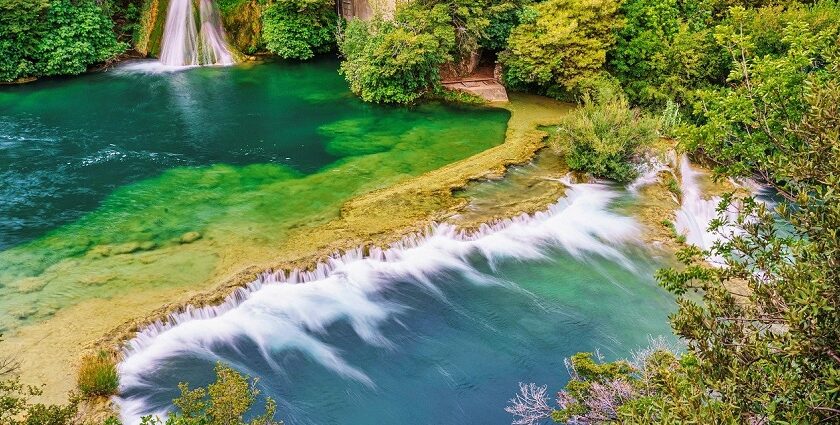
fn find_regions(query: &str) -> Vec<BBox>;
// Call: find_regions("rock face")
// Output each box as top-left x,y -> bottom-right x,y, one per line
338,0 -> 397,19
442,79 -> 510,103
442,61 -> 510,103
220,0 -> 263,54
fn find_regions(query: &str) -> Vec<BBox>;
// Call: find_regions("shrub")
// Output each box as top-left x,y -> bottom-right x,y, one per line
0,0 -> 125,82
77,351 -> 119,397
141,363 -> 284,425
261,0 -> 337,60
549,93 -> 658,183
0,377 -> 78,425
606,0 -> 732,107
479,1 -> 521,51
338,3 -> 455,104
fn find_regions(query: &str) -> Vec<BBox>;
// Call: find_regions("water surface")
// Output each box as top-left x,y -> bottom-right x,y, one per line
0,58 -> 509,332
117,184 -> 676,425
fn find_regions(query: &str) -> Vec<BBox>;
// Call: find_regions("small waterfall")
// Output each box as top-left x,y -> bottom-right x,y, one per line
673,155 -> 749,268
115,182 -> 644,424
160,0 -> 234,66
674,155 -> 720,251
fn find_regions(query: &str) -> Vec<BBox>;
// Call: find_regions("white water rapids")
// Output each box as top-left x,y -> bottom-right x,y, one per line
115,181 -> 645,423
674,155 -> 721,251
159,0 -> 235,66
673,155 -> 752,267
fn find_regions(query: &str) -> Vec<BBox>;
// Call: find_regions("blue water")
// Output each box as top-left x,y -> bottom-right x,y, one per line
119,207 -> 675,425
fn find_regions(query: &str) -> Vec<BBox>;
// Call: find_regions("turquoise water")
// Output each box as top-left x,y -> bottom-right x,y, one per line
1,57 -> 676,425
117,184 -> 677,424
0,58 -> 509,333
0,58 -> 507,250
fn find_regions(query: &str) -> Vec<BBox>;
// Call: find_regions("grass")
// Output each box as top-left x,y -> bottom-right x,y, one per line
77,351 -> 119,397
665,174 -> 682,201
661,219 -> 687,244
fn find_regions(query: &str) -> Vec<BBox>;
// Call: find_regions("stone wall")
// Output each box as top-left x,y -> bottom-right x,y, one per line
338,0 -> 398,20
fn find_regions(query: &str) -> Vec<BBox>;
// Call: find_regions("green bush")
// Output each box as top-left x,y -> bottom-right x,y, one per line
0,0 -> 125,82
500,0 -> 620,99
607,0 -> 730,106
141,363 -> 284,425
76,351 -> 119,397
261,0 -> 337,60
0,377 -> 78,425
338,4 -> 455,104
480,0 -> 528,52
549,93 -> 658,183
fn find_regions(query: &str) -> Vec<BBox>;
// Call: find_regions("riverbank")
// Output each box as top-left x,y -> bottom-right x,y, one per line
3,92 -> 571,412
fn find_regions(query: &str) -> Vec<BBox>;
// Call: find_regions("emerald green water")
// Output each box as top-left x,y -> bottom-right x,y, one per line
0,58 -> 509,333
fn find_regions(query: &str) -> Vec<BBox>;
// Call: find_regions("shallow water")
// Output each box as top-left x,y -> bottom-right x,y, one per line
0,58 -> 509,332
117,183 -> 676,425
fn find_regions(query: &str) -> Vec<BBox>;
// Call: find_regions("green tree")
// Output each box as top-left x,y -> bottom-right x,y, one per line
681,4 -> 840,192
0,0 -> 125,82
34,0 -> 125,76
261,0 -> 337,60
652,12 -> 840,420
510,3 -> 840,423
499,0 -> 620,99
0,0 -> 49,81
608,0 -> 730,106
338,3 -> 455,104
480,0 -> 529,52
141,363 -> 283,425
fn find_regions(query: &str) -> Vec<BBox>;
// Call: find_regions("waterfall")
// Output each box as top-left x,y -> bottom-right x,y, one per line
674,155 -> 720,251
114,182 -> 644,424
673,155 -> 749,268
160,0 -> 234,66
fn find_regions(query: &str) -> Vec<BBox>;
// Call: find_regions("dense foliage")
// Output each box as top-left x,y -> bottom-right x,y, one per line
338,3 -> 455,104
549,93 -> 658,183
681,3 -> 840,185
608,0 -> 729,106
0,0 -> 125,82
261,0 -> 337,60
509,1 -> 840,424
499,0 -> 620,99
651,6 -> 840,420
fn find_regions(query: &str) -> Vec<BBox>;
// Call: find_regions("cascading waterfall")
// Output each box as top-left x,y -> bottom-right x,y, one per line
160,0 -> 234,66
674,155 -> 720,251
114,181 -> 648,424
673,155 -> 751,267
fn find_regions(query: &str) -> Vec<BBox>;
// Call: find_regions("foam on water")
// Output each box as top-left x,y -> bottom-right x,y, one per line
113,60 -> 201,74
115,182 -> 643,423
